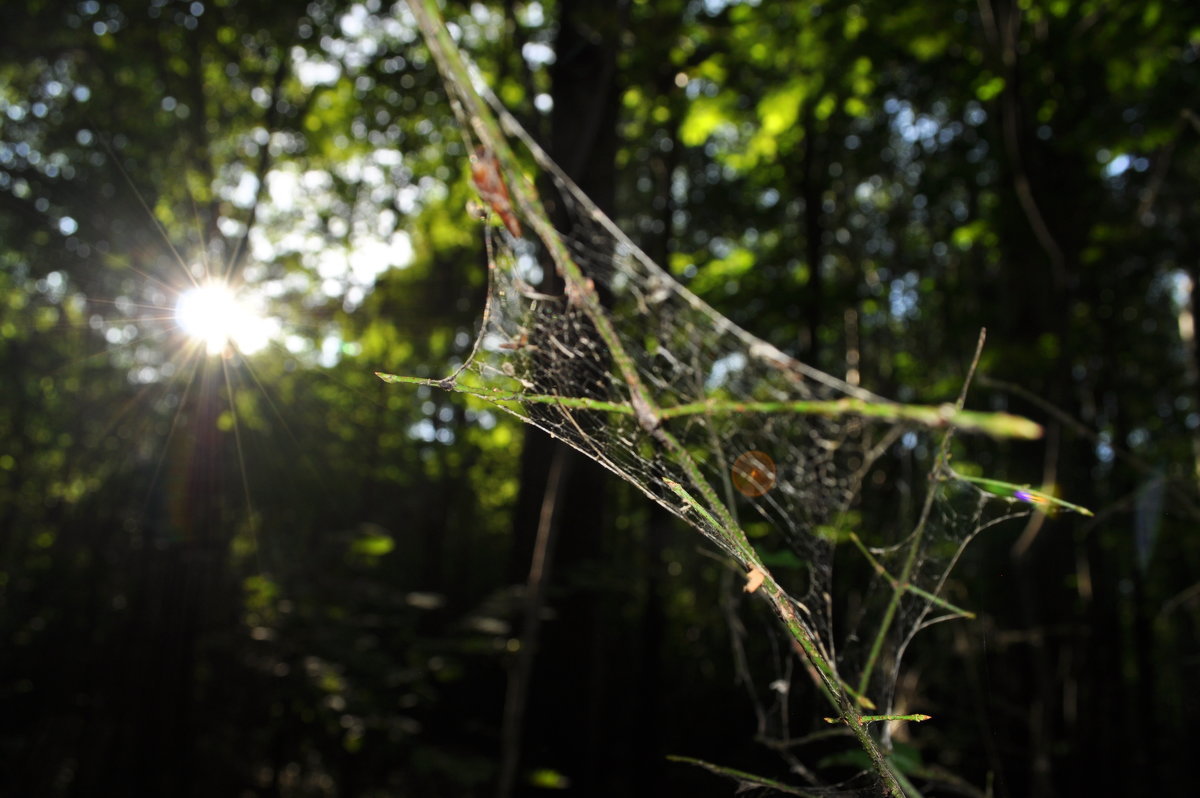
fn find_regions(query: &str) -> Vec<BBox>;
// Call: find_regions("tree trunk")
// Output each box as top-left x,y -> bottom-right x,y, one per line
503,1 -> 623,794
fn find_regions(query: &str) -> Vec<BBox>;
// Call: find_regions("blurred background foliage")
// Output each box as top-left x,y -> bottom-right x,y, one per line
1,0 -> 1198,796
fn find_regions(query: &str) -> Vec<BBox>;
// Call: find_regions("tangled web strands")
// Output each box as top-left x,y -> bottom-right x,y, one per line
396,59 -> 1043,708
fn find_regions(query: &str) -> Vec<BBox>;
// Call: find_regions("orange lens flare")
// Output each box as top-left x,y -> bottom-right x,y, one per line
731,450 -> 777,498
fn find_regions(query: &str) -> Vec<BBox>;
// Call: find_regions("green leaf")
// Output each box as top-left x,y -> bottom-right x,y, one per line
528,769 -> 570,789
976,75 -> 1006,101
909,32 -> 951,60
351,528 -> 396,557
680,95 -> 731,147
758,79 -> 807,136
954,473 -> 1094,516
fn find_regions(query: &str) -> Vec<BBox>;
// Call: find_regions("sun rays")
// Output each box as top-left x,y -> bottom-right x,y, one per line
175,279 -> 277,357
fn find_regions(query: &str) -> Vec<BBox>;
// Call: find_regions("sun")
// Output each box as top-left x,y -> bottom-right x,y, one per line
176,281 -> 274,356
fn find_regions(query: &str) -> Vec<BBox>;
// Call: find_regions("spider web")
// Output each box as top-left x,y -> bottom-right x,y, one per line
396,96 -> 1036,712
382,21 -> 1062,784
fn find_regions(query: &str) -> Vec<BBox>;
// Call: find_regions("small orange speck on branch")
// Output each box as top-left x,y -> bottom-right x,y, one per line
469,147 -> 522,238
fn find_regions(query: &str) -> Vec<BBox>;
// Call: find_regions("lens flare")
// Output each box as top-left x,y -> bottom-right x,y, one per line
732,450 -> 777,498
176,281 -> 273,356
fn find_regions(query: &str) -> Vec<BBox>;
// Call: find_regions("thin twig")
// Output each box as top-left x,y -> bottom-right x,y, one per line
856,329 -> 988,695
496,447 -> 569,798
376,373 -> 1043,439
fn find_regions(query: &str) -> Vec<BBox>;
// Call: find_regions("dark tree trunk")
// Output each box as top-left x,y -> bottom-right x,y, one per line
505,1 -> 624,795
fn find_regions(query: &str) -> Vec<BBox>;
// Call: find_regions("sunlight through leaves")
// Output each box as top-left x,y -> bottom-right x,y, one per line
175,281 -> 276,356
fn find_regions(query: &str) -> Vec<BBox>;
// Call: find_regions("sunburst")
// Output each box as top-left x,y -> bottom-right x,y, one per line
175,279 -> 276,356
